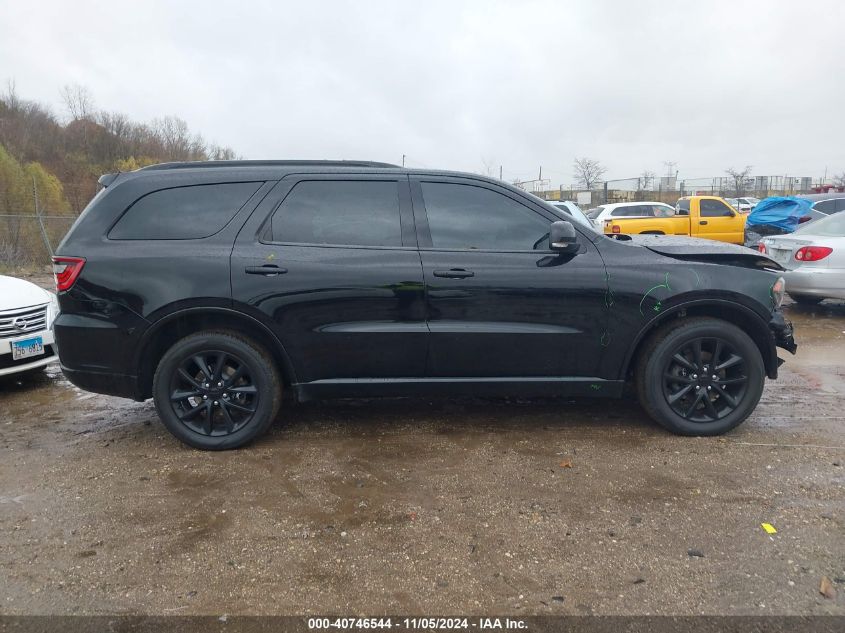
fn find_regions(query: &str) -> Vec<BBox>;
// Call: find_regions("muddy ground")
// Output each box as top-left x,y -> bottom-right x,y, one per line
0,294 -> 843,616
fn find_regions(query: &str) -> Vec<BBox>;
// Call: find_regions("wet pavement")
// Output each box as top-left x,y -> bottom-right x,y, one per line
0,300 -> 843,616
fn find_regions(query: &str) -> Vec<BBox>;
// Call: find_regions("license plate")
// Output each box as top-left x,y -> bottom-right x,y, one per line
769,248 -> 792,266
11,336 -> 44,361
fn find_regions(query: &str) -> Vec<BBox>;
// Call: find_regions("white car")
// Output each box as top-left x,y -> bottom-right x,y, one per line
0,275 -> 60,378
547,200 -> 594,229
759,212 -> 845,304
728,197 -> 760,213
585,201 -> 677,228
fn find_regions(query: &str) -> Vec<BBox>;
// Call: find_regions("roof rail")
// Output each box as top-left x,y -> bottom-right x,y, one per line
139,160 -> 400,171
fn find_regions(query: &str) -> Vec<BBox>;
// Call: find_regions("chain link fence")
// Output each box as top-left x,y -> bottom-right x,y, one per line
535,174 -> 829,208
1,214 -> 77,272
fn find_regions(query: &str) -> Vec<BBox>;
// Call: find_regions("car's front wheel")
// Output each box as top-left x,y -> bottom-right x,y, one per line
636,318 -> 765,436
152,330 -> 282,450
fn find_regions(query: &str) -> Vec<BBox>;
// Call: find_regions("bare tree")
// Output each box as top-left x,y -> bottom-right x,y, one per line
639,170 -> 656,191
833,172 -> 845,188
60,84 -> 95,121
573,157 -> 606,189
725,165 -> 753,195
480,156 -> 497,178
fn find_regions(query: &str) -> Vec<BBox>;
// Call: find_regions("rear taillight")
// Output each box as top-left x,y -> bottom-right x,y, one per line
611,225 -> 620,234
758,243 -> 767,254
52,256 -> 86,292
794,246 -> 832,262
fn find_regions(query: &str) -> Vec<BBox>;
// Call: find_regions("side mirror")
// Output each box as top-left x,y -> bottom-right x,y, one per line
549,220 -> 579,254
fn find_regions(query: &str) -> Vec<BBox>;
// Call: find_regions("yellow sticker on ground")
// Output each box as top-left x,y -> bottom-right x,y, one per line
761,523 -> 777,534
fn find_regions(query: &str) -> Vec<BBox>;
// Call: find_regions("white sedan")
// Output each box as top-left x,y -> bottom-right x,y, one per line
759,212 -> 845,304
0,275 -> 60,378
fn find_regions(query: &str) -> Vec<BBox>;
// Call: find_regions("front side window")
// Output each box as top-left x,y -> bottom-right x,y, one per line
421,182 -> 552,251
268,180 -> 402,246
110,182 -> 262,240
699,199 -> 734,217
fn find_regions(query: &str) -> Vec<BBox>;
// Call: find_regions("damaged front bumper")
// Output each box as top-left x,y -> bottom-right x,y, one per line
769,309 -> 797,355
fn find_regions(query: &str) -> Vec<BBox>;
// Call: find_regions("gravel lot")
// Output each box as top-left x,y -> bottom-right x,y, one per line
1,293 -> 843,616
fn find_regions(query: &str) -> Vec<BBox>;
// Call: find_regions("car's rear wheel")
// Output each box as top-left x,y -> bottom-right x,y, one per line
789,294 -> 824,305
152,330 -> 282,450
636,318 -> 765,435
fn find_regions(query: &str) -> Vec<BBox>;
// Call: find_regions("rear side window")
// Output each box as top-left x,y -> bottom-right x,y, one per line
654,204 -> 675,218
267,180 -> 402,247
110,182 -> 261,240
613,205 -> 653,217
813,199 -> 837,214
699,199 -> 735,217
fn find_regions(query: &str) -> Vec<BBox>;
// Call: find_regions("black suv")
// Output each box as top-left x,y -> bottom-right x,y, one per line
53,161 -> 796,449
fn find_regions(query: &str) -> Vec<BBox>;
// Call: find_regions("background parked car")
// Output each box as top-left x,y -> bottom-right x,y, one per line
796,193 -> 845,216
743,197 -> 824,249
759,211 -> 845,304
0,275 -> 59,379
727,197 -> 760,213
586,201 -> 676,227
547,200 -> 593,229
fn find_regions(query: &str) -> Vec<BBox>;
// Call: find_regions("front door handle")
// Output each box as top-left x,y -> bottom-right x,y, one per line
433,268 -> 475,279
699,220 -> 708,225
245,264 -> 288,276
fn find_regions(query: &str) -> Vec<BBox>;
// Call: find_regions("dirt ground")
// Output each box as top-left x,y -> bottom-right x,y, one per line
0,294 -> 843,616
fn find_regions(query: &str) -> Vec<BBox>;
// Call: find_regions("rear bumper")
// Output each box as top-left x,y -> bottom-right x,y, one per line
60,364 -> 143,400
784,267 -> 845,300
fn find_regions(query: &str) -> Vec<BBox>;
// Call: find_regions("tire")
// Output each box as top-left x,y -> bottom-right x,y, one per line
635,317 -> 765,436
152,330 -> 282,450
789,294 -> 824,305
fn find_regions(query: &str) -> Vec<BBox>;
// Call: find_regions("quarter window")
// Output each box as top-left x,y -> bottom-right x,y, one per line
268,180 -> 402,246
699,199 -> 734,217
110,182 -> 262,240
813,200 -> 837,214
421,182 -> 552,251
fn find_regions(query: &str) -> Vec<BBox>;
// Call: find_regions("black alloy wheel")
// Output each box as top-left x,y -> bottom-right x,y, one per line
662,337 -> 748,423
170,351 -> 259,436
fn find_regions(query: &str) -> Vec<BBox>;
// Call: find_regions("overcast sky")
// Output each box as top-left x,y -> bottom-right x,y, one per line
2,0 -> 843,187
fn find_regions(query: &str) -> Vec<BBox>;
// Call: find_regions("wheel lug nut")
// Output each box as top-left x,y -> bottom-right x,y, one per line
706,386 -> 711,391
692,374 -> 698,379
217,382 -> 223,387
695,385 -> 701,390
214,401 -> 219,406
712,375 -> 718,380
203,395 -> 208,400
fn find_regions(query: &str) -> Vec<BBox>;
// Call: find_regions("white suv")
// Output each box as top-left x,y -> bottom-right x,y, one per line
586,201 -> 676,228
0,275 -> 59,378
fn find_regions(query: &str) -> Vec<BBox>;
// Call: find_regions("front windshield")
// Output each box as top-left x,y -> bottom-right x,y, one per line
586,206 -> 605,219
793,211 -> 845,236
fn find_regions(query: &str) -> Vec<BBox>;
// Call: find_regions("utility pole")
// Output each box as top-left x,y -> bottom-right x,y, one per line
402,154 -> 406,167
499,165 -> 502,180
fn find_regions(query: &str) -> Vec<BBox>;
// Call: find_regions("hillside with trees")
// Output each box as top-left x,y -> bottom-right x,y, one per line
0,83 -> 236,268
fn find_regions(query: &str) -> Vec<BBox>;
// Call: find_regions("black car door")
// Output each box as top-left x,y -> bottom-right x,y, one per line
231,174 -> 427,389
411,176 -> 608,380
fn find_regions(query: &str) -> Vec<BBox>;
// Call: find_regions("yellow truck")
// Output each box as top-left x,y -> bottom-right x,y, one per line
602,196 -> 746,244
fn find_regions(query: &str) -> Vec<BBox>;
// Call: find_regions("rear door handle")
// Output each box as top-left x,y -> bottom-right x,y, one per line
433,268 -> 474,279
699,220 -> 708,225
245,264 -> 288,276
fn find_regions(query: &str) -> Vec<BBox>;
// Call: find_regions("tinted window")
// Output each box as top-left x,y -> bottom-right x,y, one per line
699,199 -> 734,217
676,199 -> 690,215
421,182 -> 551,251
814,199 -> 837,214
836,199 -> 845,213
269,180 -> 401,246
110,182 -> 261,240
614,205 -> 654,217
793,211 -> 845,236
